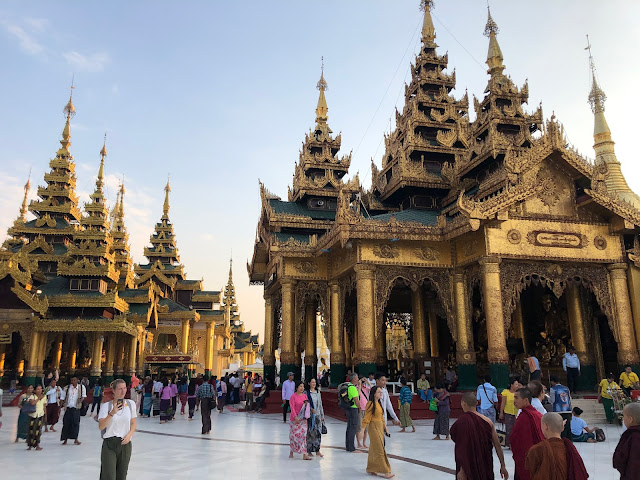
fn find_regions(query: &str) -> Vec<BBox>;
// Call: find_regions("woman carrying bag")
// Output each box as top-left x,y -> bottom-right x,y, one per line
305,378 -> 325,457
289,381 -> 312,460
98,379 -> 136,480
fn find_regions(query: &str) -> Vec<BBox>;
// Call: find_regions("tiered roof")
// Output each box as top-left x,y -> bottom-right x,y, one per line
111,182 -> 135,289
58,141 -> 120,287
134,180 -> 185,293
222,258 -> 238,315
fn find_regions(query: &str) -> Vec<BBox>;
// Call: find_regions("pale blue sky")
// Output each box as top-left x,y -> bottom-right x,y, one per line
1,1 -> 639,338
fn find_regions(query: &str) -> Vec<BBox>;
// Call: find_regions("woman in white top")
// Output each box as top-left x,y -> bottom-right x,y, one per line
98,379 -> 137,480
528,380 -> 547,415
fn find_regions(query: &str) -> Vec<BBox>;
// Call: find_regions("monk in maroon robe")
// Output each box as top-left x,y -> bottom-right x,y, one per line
613,403 -> 640,480
526,412 -> 589,480
450,392 -> 509,479
510,387 -> 544,480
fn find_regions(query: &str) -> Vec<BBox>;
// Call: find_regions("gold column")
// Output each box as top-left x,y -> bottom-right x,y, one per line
375,325 -> 386,366
127,334 -> 137,376
52,333 -> 63,370
329,282 -> 345,365
608,263 -> 640,365
205,322 -> 214,373
427,292 -> 439,358
115,335 -> 125,375
90,335 -> 104,377
453,272 -> 475,364
627,263 -> 640,351
280,279 -> 297,366
304,302 -> 317,367
412,287 -> 428,366
37,332 -> 49,374
181,319 -> 190,354
26,330 -> 41,379
263,294 -> 275,367
0,344 -> 6,378
355,264 -> 376,367
512,300 -> 527,351
105,334 -> 116,378
17,341 -> 24,377
68,333 -> 78,374
565,284 -> 589,363
479,258 -> 509,364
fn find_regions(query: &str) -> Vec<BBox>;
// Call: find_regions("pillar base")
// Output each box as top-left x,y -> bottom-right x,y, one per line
102,374 -> 114,385
457,364 -> 478,391
23,375 -> 39,387
489,363 -> 510,390
330,363 -> 346,387
121,375 -> 132,386
358,362 -> 376,378
89,375 -> 101,386
280,363 -> 301,384
304,365 -> 317,383
204,369 -> 211,377
576,364 -> 597,391
263,364 -> 276,382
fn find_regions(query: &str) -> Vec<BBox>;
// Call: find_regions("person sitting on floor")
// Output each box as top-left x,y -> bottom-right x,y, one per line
570,407 -> 596,443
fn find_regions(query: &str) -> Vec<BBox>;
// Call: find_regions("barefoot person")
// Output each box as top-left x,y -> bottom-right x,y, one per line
398,377 -> 415,433
613,403 -> 640,479
432,383 -> 450,440
361,386 -> 395,478
525,412 -> 588,480
98,379 -> 137,480
451,392 -> 509,480
510,388 -> 544,480
289,381 -> 312,460
26,385 -> 47,451
60,376 -> 86,445
44,379 -> 62,433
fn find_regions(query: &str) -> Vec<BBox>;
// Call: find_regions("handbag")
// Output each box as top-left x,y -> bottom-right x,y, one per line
321,421 -> 327,435
496,422 -> 507,446
429,398 -> 438,412
22,399 -> 36,415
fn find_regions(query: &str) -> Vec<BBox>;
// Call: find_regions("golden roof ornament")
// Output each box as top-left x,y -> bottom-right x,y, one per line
484,5 -> 505,77
19,172 -> 31,222
163,177 -> 171,216
97,133 -> 107,189
315,57 -> 329,127
419,1 -> 437,46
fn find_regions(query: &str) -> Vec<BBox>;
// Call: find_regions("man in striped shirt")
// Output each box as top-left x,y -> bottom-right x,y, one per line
196,375 -> 214,434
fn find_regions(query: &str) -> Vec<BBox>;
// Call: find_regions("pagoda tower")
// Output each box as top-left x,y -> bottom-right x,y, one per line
58,140 -> 120,291
3,91 -> 82,276
222,258 -> 238,344
586,45 -> 640,209
134,179 -> 185,296
370,0 -> 470,211
288,62 -> 358,205
111,182 -> 134,289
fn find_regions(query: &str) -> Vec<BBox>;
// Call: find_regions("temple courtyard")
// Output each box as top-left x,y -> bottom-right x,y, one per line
0,406 -> 625,479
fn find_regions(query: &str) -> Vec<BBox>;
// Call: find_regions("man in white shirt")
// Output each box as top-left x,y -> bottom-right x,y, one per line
562,346 -> 581,394
374,372 -> 400,426
367,372 -> 376,388
45,379 -> 62,432
60,376 -> 86,445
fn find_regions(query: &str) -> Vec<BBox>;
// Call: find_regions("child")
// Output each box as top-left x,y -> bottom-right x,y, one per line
570,407 -> 596,443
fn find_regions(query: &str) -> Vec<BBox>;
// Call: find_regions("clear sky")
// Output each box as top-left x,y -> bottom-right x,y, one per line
1,1 -> 639,340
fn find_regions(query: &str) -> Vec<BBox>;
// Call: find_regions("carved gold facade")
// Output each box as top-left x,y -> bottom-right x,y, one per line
249,2 -> 640,389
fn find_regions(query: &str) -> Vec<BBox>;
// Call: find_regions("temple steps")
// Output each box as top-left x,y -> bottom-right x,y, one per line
570,397 -> 609,424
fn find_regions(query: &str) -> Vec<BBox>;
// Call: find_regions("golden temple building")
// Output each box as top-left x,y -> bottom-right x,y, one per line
0,91 -> 250,385
249,2 -> 640,389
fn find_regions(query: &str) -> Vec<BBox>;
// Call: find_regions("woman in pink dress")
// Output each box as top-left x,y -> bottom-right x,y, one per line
289,381 -> 312,460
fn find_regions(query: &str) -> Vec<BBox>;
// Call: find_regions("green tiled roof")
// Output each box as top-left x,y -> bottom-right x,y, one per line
269,199 -> 336,220
118,289 -> 147,299
194,290 -> 220,296
128,303 -> 151,315
39,276 -> 70,295
24,218 -> 71,230
177,279 -> 200,285
371,209 -> 439,226
158,298 -> 189,312
197,310 -> 224,316
234,337 -> 249,350
274,232 -> 313,244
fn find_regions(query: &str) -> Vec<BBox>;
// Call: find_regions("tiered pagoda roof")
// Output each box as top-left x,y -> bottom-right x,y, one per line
134,180 -> 186,294
110,182 -> 135,289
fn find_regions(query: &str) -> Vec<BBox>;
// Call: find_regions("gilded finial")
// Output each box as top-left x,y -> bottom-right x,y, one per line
19,170 -> 31,221
420,1 -> 436,46
484,4 -> 504,77
64,76 -> 76,119
163,176 -> 171,216
96,134 -> 106,188
117,179 -> 125,217
586,35 -> 606,114
100,132 -> 108,157
59,80 -> 76,154
315,58 -> 329,126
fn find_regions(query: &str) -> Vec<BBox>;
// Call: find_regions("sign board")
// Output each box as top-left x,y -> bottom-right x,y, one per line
0,334 -> 12,344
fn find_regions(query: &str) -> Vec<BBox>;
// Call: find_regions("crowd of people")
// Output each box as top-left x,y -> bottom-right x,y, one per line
5,364 -> 640,479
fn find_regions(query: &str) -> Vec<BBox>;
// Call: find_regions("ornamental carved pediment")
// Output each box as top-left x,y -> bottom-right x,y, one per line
373,244 -> 399,259
293,261 -> 319,274
35,214 -> 56,228
414,246 -> 438,261
526,231 -> 588,249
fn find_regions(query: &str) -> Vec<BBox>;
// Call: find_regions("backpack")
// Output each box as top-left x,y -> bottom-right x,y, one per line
337,382 -> 354,409
594,427 -> 606,442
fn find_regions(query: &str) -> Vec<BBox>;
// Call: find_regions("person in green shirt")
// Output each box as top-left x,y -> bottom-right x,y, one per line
345,373 -> 360,452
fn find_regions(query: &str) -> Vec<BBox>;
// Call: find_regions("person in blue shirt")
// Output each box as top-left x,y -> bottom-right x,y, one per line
571,407 -> 596,443
562,346 -> 581,394
398,377 -> 415,433
549,375 -> 572,439
476,375 -> 498,424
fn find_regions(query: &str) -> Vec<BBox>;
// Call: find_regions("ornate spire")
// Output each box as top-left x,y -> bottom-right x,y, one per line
420,1 -> 436,47
97,134 -> 106,190
315,57 -> 329,128
163,177 -> 171,217
586,36 -> 609,139
59,82 -> 76,156
19,173 -> 31,222
484,5 -> 505,77
222,255 -> 238,315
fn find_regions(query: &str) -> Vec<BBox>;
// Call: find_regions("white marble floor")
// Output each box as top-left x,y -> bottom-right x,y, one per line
0,406 -> 624,479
